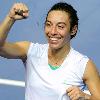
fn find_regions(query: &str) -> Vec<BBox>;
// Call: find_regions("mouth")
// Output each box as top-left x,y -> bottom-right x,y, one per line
48,36 -> 62,44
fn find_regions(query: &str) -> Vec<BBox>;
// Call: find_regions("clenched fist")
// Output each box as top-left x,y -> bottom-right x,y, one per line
66,86 -> 86,100
8,3 -> 29,20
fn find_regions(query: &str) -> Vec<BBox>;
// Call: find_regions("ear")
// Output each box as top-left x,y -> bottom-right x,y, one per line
71,25 -> 78,35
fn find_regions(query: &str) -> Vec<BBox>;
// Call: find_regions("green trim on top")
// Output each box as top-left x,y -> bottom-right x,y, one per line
48,64 -> 60,70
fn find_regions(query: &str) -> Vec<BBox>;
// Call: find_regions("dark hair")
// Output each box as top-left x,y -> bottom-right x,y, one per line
46,2 -> 79,39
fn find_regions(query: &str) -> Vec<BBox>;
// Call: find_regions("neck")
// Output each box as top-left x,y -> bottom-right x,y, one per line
48,43 -> 71,65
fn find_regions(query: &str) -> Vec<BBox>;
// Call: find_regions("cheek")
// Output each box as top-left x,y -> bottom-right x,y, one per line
44,26 -> 49,33
65,35 -> 71,42
63,32 -> 71,41
60,29 -> 71,38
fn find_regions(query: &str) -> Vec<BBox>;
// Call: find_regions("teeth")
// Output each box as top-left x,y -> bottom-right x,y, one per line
50,37 -> 58,41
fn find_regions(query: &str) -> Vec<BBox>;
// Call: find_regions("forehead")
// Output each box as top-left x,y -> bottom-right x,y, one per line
46,10 -> 70,24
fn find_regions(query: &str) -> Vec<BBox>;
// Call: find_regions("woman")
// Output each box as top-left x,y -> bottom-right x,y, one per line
0,2 -> 100,100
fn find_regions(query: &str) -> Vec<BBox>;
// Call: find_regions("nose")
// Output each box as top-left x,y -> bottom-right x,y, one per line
50,26 -> 57,35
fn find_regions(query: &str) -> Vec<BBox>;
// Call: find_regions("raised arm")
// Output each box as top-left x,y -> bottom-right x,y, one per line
0,3 -> 30,60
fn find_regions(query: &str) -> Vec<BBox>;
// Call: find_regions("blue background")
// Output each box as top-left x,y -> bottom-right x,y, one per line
0,0 -> 100,100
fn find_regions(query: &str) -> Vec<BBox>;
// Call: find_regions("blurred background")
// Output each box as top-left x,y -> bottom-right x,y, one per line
0,0 -> 100,100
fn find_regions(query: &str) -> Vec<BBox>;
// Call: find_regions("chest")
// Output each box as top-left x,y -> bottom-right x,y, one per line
27,55 -> 83,87
26,54 -> 85,99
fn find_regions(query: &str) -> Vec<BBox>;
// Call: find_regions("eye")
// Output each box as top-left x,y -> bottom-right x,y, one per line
45,22 -> 51,27
58,25 -> 65,29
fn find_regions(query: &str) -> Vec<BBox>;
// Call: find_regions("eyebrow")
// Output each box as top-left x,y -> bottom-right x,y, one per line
45,20 -> 67,25
45,20 -> 51,23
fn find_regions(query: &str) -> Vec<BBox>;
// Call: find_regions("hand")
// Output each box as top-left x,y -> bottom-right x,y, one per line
8,3 -> 29,20
66,86 -> 86,100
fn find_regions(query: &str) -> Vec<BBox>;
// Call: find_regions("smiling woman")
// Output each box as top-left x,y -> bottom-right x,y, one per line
45,11 -> 72,50
0,1 -> 100,100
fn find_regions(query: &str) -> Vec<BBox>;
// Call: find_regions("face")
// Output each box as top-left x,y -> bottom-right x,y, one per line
44,10 -> 72,50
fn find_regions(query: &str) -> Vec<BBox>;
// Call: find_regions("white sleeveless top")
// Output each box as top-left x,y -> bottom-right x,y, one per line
25,43 -> 89,100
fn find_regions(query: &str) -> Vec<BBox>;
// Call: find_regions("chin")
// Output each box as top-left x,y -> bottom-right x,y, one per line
49,43 -> 62,50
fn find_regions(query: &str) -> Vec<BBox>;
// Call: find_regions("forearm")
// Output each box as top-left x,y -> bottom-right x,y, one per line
84,93 -> 100,100
0,15 -> 15,47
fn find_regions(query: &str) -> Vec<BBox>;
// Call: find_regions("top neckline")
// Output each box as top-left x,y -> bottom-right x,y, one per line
46,45 -> 73,71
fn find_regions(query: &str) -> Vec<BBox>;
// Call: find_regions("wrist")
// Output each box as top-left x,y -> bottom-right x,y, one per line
84,94 -> 90,100
79,93 -> 90,100
7,14 -> 16,22
3,15 -> 16,27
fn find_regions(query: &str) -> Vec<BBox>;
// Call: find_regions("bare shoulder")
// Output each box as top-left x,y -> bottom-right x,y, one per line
83,59 -> 100,80
14,41 -> 31,52
14,41 -> 31,55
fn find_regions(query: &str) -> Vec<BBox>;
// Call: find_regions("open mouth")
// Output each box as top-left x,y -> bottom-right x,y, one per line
49,35 -> 61,39
48,36 -> 62,44
50,37 -> 61,40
